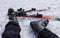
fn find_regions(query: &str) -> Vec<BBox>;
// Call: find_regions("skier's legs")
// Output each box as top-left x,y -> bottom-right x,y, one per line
30,19 -> 59,38
2,8 -> 21,38
2,21 -> 21,38
37,28 -> 59,38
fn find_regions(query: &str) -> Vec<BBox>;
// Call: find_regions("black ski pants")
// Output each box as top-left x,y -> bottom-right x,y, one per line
2,21 -> 21,38
2,21 -> 59,38
37,28 -> 59,38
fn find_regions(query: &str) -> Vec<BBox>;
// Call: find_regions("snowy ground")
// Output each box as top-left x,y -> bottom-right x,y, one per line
0,0 -> 60,38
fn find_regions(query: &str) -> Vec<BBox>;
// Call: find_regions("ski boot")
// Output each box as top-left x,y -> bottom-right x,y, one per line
30,19 -> 49,33
30,19 -> 59,38
8,8 -> 19,23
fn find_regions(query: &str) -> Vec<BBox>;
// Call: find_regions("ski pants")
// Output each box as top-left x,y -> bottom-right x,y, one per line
37,28 -> 59,38
2,21 -> 21,38
2,21 -> 59,38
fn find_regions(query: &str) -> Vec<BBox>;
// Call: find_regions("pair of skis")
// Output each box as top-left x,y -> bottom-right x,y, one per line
7,8 -> 60,21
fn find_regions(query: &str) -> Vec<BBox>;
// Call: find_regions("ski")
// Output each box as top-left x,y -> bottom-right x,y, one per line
17,15 -> 60,21
17,8 -> 50,13
8,8 -> 60,21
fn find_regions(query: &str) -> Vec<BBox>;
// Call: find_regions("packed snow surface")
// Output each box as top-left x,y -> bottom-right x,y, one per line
0,0 -> 60,38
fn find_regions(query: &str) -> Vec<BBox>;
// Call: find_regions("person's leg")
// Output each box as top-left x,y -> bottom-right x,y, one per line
2,21 -> 21,38
2,8 -> 21,38
38,28 -> 59,38
30,19 -> 59,38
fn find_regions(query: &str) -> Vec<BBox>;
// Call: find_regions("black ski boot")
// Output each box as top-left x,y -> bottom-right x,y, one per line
30,19 -> 59,38
8,8 -> 14,15
30,19 -> 49,38
30,19 -> 49,33
8,8 -> 18,22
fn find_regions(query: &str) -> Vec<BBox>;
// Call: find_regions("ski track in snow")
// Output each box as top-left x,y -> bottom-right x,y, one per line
0,0 -> 60,38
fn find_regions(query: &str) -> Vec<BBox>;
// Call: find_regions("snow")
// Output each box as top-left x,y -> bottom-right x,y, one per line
0,0 -> 60,38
